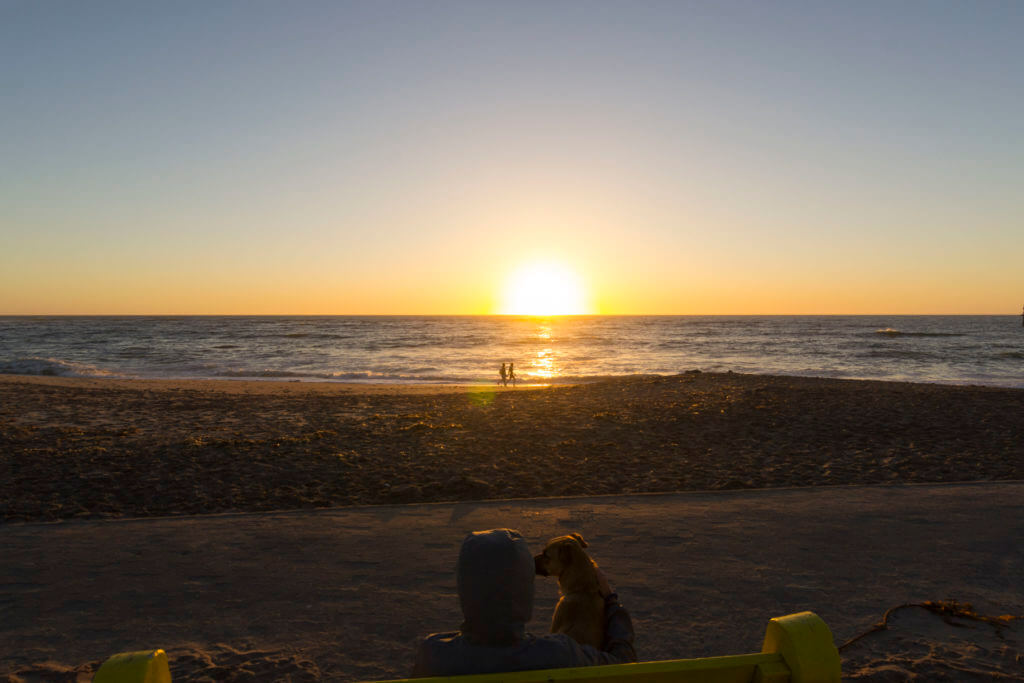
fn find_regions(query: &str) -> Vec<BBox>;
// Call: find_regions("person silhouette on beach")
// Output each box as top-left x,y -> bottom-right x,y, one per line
499,363 -> 508,387
508,362 -> 516,387
412,529 -> 636,677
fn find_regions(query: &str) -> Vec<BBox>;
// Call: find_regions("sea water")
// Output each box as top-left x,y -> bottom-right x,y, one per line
0,316 -> 1021,388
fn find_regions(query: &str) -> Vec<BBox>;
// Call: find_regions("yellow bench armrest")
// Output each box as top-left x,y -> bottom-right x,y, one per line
94,649 -> 171,683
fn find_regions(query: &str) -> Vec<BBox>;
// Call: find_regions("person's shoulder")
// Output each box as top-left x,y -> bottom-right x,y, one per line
522,633 -> 594,665
413,631 -> 466,677
420,631 -> 461,646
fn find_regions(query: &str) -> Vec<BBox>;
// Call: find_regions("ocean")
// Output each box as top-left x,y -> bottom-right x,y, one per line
0,316 -> 1021,388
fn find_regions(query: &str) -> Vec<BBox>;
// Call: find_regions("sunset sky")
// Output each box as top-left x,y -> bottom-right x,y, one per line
2,1 -> 1022,315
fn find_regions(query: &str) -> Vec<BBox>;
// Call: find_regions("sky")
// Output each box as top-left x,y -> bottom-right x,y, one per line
2,1 -> 1022,315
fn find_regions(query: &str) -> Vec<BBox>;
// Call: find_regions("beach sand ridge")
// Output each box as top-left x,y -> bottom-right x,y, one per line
2,372 -> 1022,522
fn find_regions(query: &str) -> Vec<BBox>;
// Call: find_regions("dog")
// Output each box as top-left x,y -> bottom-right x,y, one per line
534,533 -> 605,649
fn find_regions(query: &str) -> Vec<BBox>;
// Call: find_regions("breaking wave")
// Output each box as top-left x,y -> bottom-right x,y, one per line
0,356 -> 121,378
875,329 -> 964,338
209,368 -> 607,385
212,368 -> 478,383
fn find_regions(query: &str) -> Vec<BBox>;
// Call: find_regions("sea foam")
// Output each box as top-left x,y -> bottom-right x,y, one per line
0,356 -> 120,378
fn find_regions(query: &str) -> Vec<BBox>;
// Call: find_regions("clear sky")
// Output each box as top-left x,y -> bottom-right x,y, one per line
2,1 -> 1022,314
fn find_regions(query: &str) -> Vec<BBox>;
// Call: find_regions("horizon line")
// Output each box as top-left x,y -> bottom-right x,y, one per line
0,312 -> 1018,318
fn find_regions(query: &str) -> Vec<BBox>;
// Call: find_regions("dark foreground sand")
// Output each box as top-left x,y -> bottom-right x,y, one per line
2,372 -> 1023,521
1,483 -> 1022,681
1,373 -> 1023,680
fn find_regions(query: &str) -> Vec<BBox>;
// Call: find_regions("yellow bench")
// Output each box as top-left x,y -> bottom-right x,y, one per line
95,611 -> 840,683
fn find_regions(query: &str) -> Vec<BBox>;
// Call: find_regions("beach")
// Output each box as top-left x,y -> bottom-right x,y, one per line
2,373 -> 1023,680
2,372 -> 1023,522
2,484 -> 1022,681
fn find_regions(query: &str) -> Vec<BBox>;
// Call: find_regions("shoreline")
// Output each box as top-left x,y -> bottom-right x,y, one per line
0,373 -> 557,395
2,371 -> 1023,523
3,368 -> 1023,391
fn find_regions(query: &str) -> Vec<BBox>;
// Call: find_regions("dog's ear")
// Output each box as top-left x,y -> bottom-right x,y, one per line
558,542 -> 574,567
569,533 -> 588,548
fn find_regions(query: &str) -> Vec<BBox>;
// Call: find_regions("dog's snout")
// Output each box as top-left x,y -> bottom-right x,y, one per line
534,554 -> 548,576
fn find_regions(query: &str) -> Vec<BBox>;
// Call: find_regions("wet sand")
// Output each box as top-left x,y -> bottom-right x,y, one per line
2,372 -> 1023,522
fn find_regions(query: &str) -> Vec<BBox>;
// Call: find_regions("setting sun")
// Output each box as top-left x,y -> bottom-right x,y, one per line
500,262 -> 590,315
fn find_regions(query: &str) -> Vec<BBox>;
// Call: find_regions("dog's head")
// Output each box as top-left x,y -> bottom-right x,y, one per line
534,533 -> 589,578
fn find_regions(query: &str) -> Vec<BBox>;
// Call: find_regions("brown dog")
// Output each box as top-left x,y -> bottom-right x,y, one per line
534,533 -> 605,649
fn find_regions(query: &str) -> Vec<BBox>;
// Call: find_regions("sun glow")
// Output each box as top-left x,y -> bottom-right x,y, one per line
500,262 -> 589,315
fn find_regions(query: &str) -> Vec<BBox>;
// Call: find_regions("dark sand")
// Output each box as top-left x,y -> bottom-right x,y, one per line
1,484 -> 1021,681
2,373 -> 1023,681
2,373 -> 1023,522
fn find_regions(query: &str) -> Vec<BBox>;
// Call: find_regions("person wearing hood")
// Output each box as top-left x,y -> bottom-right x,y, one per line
412,528 -> 637,677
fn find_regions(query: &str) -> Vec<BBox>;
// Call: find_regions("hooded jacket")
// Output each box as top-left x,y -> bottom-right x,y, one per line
412,529 -> 636,677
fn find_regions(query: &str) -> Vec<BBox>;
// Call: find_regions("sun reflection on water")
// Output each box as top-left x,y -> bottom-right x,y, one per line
534,348 -> 556,379
527,320 -> 558,380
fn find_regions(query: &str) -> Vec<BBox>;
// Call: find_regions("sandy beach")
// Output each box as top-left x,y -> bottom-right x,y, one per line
1,483 -> 1022,681
2,372 -> 1023,522
2,373 -> 1023,681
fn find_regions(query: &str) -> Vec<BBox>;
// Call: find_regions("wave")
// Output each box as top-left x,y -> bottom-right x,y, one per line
212,368 -> 479,383
655,338 -> 729,350
203,332 -> 354,342
279,332 -> 354,339
214,369 -> 341,379
0,356 -> 121,378
865,348 -> 940,361
208,368 -> 625,385
114,346 -> 152,358
281,333 -> 355,340
362,338 -> 495,351
875,329 -> 964,338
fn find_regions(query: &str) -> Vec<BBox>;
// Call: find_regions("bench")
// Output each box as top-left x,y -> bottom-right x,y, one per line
94,610 -> 841,683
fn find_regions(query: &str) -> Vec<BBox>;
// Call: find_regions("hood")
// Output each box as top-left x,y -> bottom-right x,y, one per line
457,528 -> 535,645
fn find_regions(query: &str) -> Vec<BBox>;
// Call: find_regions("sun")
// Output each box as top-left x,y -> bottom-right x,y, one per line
500,261 -> 589,315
